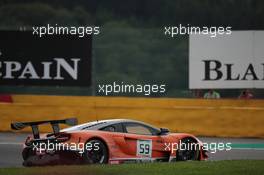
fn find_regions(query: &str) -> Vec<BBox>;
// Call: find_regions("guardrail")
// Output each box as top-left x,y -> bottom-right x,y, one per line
1,95 -> 263,138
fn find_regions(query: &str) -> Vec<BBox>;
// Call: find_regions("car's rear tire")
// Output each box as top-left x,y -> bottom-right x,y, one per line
176,137 -> 200,161
22,147 -> 36,166
83,139 -> 108,164
22,147 -> 35,160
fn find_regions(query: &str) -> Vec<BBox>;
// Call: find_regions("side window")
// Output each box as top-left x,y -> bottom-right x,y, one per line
101,125 -> 116,132
100,124 -> 123,133
124,123 -> 153,135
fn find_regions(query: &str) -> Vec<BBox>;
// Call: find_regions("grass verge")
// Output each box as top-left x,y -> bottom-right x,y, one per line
0,160 -> 264,175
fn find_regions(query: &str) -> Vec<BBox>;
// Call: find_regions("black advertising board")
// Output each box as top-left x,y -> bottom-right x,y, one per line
0,31 -> 92,86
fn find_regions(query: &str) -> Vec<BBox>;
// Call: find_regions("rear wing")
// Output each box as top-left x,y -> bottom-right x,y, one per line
11,118 -> 78,139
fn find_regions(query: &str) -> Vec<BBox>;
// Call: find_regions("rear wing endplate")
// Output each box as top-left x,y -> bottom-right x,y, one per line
11,118 -> 78,139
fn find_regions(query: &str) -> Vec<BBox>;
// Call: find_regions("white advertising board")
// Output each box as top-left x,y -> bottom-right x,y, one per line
189,31 -> 264,89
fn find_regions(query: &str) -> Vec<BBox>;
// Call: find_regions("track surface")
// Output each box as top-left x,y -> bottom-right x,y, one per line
0,133 -> 263,168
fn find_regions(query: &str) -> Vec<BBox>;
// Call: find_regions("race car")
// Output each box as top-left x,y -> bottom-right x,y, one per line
11,118 -> 208,166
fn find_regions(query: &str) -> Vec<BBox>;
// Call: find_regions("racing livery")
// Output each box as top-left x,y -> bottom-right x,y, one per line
11,118 -> 208,166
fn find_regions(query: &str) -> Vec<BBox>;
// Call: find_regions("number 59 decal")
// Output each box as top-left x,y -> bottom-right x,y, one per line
137,140 -> 152,157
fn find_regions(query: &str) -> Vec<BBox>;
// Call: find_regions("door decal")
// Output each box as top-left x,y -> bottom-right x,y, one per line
137,139 -> 152,157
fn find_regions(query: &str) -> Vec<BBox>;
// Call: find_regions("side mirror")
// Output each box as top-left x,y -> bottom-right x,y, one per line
159,128 -> 170,135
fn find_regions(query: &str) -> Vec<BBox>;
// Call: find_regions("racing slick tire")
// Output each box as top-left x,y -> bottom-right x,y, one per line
83,139 -> 108,164
22,147 -> 35,161
176,137 -> 200,161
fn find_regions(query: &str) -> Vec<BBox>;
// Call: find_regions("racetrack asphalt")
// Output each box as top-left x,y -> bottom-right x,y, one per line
0,133 -> 263,168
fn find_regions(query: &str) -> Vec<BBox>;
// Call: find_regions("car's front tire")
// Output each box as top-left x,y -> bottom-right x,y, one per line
176,137 -> 200,161
83,139 -> 108,164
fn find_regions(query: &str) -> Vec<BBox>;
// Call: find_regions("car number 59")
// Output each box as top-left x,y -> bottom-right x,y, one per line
137,140 -> 152,157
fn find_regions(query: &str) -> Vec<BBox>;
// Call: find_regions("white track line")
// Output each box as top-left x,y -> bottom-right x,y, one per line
0,142 -> 22,145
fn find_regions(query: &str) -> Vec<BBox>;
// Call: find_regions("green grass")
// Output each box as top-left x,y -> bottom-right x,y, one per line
0,160 -> 263,175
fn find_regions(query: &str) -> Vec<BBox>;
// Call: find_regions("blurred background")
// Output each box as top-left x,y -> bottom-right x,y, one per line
0,0 -> 264,98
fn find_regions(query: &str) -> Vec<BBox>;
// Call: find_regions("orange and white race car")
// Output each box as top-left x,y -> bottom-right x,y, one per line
11,118 -> 208,166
